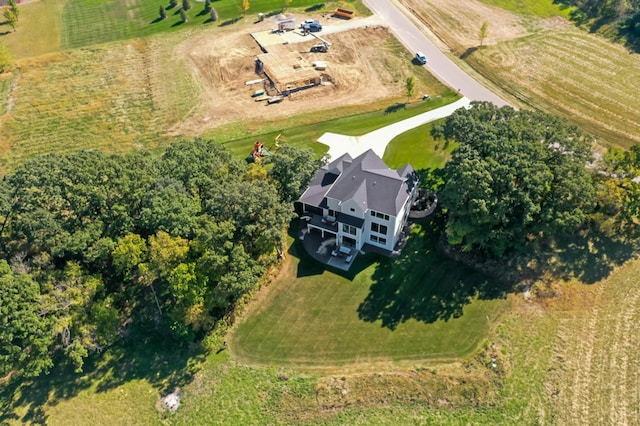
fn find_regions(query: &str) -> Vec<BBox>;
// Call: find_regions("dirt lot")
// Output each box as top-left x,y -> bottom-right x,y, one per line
171,15 -> 417,135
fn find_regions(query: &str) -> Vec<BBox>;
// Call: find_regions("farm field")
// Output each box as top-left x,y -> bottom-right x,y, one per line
0,14 -> 451,171
470,29 -> 640,148
402,0 -> 640,148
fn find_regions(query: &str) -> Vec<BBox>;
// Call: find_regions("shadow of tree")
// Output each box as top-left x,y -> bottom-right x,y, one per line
358,223 -> 510,330
0,331 -> 207,424
219,17 -> 241,26
533,228 -> 638,284
459,46 -> 478,60
305,3 -> 324,12
384,103 -> 406,114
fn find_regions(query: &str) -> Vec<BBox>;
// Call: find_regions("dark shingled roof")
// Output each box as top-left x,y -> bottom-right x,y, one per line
299,149 -> 417,216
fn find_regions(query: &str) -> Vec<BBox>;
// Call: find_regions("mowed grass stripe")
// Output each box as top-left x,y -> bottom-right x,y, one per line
538,80 -> 640,141
0,33 -> 201,171
60,0 -> 330,50
543,260 -> 640,425
475,29 -> 640,147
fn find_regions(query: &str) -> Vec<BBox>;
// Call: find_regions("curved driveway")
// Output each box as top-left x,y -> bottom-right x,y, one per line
317,0 -> 509,159
363,0 -> 508,106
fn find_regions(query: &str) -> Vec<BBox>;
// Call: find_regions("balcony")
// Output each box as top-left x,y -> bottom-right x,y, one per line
302,213 -> 338,233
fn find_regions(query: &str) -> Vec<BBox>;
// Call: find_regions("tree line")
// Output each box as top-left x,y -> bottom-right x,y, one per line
432,102 -> 640,259
557,0 -> 640,45
0,139 -> 321,378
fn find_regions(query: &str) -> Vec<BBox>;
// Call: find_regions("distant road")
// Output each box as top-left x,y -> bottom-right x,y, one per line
362,0 -> 509,106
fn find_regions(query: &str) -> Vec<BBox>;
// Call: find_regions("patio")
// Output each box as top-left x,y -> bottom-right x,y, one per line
299,221 -> 357,271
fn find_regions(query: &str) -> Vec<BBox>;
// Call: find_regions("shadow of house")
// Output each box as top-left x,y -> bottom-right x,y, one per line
358,225 -> 510,330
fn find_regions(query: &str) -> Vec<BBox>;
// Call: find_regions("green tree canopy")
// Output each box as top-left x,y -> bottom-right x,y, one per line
268,146 -> 326,203
435,102 -> 596,257
0,138 -> 298,375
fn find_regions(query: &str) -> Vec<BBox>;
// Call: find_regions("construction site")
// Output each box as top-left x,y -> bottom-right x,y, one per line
249,18 -> 334,102
171,13 -> 442,136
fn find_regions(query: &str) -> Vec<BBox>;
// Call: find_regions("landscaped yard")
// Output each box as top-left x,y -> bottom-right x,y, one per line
231,224 -> 512,367
382,120 -> 456,170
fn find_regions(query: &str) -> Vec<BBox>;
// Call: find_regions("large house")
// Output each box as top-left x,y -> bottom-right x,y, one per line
297,149 -> 418,255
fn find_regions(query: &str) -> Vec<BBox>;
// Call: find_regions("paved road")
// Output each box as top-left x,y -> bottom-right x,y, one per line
363,0 -> 508,106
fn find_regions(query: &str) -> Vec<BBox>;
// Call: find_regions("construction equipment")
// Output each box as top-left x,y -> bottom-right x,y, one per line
311,44 -> 328,53
309,33 -> 331,53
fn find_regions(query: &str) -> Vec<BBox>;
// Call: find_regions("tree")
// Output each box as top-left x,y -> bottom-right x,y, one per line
478,21 -> 489,47
210,7 -> 218,22
7,0 -> 19,21
182,0 -> 191,11
0,42 -> 13,73
203,0 -> 211,13
3,8 -> 17,32
139,178 -> 200,237
269,146 -> 326,203
159,5 -> 167,20
405,76 -> 415,100
242,0 -> 250,16
179,8 -> 187,23
169,0 -> 178,8
0,261 -> 53,377
436,102 -> 596,257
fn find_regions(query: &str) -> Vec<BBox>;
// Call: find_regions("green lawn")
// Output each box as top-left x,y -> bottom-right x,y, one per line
383,119 -> 457,170
231,224 -> 512,367
220,90 -> 459,160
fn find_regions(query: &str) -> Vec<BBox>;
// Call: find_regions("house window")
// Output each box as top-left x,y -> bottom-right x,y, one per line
342,224 -> 357,235
370,210 -> 390,221
370,222 -> 388,235
350,207 -> 355,212
328,209 -> 337,218
370,235 -> 387,245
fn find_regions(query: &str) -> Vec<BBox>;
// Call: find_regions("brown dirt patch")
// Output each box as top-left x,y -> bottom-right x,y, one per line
171,20 -> 407,136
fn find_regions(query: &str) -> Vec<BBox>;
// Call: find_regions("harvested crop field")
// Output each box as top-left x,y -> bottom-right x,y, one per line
541,258 -> 640,425
471,30 -> 640,147
402,0 -> 640,148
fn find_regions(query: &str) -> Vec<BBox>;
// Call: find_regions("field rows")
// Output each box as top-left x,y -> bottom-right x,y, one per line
0,34 -> 200,171
474,29 -> 640,147
543,261 -> 640,425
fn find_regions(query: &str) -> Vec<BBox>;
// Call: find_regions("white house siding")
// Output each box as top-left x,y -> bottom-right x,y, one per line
365,210 -> 395,251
